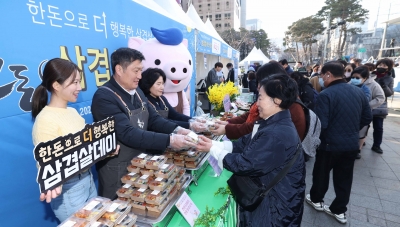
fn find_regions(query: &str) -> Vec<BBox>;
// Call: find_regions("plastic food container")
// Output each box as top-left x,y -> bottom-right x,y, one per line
130,188 -> 151,202
175,168 -> 185,182
73,197 -> 110,222
91,218 -> 114,227
121,172 -> 140,185
58,217 -> 91,227
145,189 -> 169,205
131,153 -> 152,168
145,155 -> 167,170
126,164 -> 141,173
185,160 -> 200,169
131,201 -> 146,215
165,158 -> 174,164
116,184 -> 135,198
206,120 -> 216,131
101,200 -> 131,223
167,184 -> 179,200
148,177 -> 170,191
163,151 -> 174,159
174,159 -> 185,167
133,175 -> 154,189
186,131 -> 199,144
117,197 -> 131,203
139,168 -> 154,176
114,212 -> 137,227
184,151 -> 202,162
173,153 -> 186,160
146,198 -> 169,217
176,172 -> 187,189
154,164 -> 176,179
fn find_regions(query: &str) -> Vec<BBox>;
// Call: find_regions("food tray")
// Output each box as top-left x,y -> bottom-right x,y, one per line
91,218 -> 114,227
144,189 -> 169,205
146,197 -> 169,218
135,174 -> 192,225
130,188 -> 152,202
127,165 -> 141,173
184,152 -> 210,171
173,159 -> 185,167
73,197 -> 111,222
101,200 -> 131,223
139,169 -> 155,176
145,155 -> 167,170
121,172 -> 140,185
58,217 -> 91,227
116,184 -> 135,199
114,212 -> 138,227
131,153 -> 152,168
153,164 -> 177,179
184,151 -> 202,162
133,175 -> 154,189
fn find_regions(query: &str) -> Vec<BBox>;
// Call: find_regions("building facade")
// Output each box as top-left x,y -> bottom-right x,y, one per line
245,19 -> 262,31
181,0 -> 241,31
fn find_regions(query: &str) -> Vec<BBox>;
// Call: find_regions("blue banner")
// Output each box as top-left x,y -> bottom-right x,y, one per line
196,30 -> 222,56
0,1 -> 195,226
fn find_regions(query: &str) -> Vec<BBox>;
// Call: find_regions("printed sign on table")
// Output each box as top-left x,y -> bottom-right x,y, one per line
175,191 -> 201,227
33,117 -> 117,193
223,94 -> 231,112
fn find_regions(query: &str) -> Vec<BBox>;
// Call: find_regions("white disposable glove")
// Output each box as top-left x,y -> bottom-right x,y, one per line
169,134 -> 197,151
173,126 -> 191,135
189,121 -> 207,133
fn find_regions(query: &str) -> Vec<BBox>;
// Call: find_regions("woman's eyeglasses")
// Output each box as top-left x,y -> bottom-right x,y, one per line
351,77 -> 361,79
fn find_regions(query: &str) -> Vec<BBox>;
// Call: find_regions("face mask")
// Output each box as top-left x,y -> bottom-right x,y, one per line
344,72 -> 351,78
376,68 -> 387,74
350,78 -> 361,86
319,77 -> 325,88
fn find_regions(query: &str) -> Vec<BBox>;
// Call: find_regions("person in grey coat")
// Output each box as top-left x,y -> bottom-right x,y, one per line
205,62 -> 224,110
370,58 -> 395,154
205,62 -> 223,90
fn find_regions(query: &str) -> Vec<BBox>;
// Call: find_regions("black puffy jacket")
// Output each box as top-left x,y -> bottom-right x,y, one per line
315,79 -> 372,152
223,110 -> 305,226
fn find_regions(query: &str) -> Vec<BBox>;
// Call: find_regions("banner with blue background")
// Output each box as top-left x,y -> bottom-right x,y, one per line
0,1 -> 195,226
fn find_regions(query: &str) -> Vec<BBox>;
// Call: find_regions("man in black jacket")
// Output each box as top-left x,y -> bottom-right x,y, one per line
306,62 -> 372,224
226,63 -> 235,83
91,48 -> 195,199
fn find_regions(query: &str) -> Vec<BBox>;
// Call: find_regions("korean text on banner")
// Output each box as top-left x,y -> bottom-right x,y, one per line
33,117 -> 117,193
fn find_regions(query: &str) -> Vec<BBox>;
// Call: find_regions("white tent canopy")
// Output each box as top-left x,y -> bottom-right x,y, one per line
239,46 -> 270,67
152,0 -> 195,28
204,18 -> 228,44
186,4 -> 211,34
132,0 -> 179,25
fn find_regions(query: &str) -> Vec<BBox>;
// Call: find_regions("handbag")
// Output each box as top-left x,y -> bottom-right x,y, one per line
372,101 -> 388,116
227,144 -> 302,212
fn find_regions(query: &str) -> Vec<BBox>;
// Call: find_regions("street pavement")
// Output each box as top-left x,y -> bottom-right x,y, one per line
302,92 -> 400,226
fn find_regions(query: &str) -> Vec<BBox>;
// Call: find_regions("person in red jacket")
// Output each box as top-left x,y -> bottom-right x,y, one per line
211,61 -> 306,141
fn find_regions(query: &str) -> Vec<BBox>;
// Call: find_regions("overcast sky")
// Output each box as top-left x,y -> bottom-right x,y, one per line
246,0 -> 400,44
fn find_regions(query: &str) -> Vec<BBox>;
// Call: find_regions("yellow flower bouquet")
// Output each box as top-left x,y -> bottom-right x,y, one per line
207,81 -> 239,112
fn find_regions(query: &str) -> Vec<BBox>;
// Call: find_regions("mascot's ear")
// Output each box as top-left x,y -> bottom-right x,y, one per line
182,39 -> 188,48
128,37 -> 145,50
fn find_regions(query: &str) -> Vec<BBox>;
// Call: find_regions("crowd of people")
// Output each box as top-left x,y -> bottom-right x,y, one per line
31,47 -> 396,226
230,57 -> 394,225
